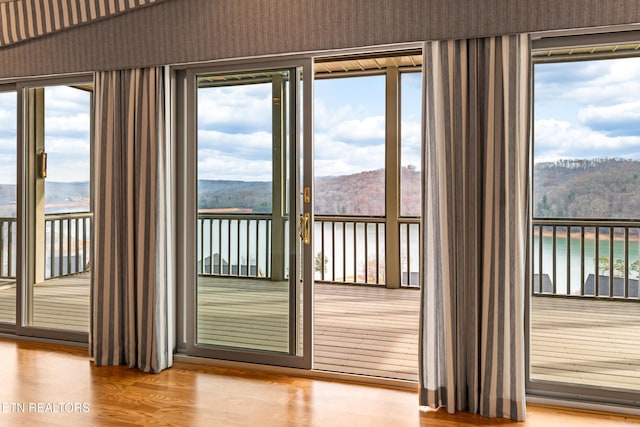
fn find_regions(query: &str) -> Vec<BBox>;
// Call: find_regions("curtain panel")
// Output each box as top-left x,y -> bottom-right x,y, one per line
0,0 -> 163,48
91,66 -> 174,373
420,34 -> 530,421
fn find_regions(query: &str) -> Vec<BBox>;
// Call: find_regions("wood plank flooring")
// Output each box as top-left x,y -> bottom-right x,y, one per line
0,339 -> 639,427
314,283 -> 419,381
0,274 -> 90,331
197,277 -> 290,352
0,275 -> 639,390
197,277 -> 420,381
0,279 -> 15,324
530,296 -> 640,391
32,274 -> 90,331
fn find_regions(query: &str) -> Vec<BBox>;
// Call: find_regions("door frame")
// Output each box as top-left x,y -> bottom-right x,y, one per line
177,57 -> 314,369
16,74 -> 93,343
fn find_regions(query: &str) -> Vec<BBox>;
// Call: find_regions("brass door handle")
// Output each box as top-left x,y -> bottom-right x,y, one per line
38,150 -> 47,179
299,212 -> 310,245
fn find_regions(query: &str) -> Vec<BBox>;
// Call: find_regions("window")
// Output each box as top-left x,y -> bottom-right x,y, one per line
314,75 -> 386,216
400,72 -> 422,218
0,90 -> 16,325
23,82 -> 92,337
530,48 -> 640,403
311,55 -> 423,382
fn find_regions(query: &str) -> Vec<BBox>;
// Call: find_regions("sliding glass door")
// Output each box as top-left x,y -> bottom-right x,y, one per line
18,79 -> 93,341
0,90 -> 17,328
185,61 -> 313,368
528,52 -> 640,406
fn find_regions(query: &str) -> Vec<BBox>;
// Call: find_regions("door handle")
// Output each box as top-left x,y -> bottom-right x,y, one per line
38,150 -> 47,179
299,212 -> 310,245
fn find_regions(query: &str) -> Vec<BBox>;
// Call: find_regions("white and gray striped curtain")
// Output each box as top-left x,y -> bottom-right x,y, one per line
420,34 -> 530,421
91,67 -> 174,373
0,0 -> 162,47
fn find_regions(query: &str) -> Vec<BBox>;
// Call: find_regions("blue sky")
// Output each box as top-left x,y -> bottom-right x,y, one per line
534,56 -> 640,162
0,86 -> 90,185
197,72 -> 423,182
2,59 -> 640,185
0,91 -> 16,185
43,86 -> 91,183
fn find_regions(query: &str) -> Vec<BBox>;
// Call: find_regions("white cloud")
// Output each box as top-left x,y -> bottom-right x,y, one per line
535,57 -> 640,161
578,101 -> 640,125
45,113 -> 91,134
198,84 -> 272,131
543,57 -> 640,106
45,86 -> 91,115
0,108 -> 16,128
314,134 -> 385,176
198,150 -> 272,181
198,130 -> 272,155
331,115 -> 385,142
45,137 -> 91,155
534,119 -> 640,162
0,152 -> 16,184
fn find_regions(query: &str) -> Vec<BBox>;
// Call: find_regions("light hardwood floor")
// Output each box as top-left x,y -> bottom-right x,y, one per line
0,275 -> 639,390
0,339 -> 639,427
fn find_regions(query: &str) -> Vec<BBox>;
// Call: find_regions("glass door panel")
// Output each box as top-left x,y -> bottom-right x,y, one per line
0,91 -> 17,326
194,68 -> 302,356
25,84 -> 92,334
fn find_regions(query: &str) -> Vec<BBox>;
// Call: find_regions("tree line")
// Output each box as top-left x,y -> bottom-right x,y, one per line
534,158 -> 640,219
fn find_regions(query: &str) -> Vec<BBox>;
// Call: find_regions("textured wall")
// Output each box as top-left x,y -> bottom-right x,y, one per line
0,0 -> 639,78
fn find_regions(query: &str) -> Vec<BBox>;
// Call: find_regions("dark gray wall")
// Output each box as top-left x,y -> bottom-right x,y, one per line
1,0 -> 639,78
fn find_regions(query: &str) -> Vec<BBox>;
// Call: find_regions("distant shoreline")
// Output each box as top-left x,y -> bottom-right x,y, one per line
539,228 -> 640,243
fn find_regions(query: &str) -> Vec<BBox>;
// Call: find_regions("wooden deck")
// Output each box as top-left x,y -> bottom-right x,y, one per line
0,273 -> 90,331
530,296 -> 640,391
313,283 -> 419,381
0,275 -> 639,389
196,277 -> 420,380
0,278 -> 15,324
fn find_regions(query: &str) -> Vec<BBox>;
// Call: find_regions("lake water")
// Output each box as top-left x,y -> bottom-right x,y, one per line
533,232 -> 640,294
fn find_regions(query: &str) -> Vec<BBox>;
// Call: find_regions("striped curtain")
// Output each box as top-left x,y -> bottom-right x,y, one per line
420,34 -> 530,421
0,0 -> 163,47
91,67 -> 174,373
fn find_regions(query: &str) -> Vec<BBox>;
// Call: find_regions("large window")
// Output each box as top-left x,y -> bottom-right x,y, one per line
314,75 -> 386,216
400,72 -> 422,218
530,51 -> 640,402
0,91 -> 16,325
311,56 -> 423,382
22,82 -> 92,339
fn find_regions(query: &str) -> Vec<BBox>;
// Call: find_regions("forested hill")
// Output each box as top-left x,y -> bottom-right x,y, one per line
0,182 -> 89,216
534,158 -> 640,219
196,166 -> 421,215
313,167 -> 420,216
10,160 -> 633,219
198,180 -> 272,213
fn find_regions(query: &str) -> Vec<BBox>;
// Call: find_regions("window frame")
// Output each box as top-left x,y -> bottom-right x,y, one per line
526,33 -> 640,409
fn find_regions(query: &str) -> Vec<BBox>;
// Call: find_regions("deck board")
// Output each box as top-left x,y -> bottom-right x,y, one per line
530,296 -> 640,391
313,282 -> 419,381
0,275 -> 639,388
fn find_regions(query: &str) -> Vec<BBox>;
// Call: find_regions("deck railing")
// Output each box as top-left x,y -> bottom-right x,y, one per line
45,212 -> 92,279
313,216 -> 420,287
314,216 -> 386,285
196,213 -> 421,287
0,213 -> 92,280
0,217 -> 16,278
3,211 -> 421,287
532,218 -> 640,300
197,213 -> 274,278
